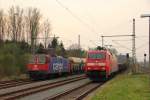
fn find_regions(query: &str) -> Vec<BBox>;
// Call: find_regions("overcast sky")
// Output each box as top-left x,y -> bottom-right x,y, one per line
0,0 -> 150,61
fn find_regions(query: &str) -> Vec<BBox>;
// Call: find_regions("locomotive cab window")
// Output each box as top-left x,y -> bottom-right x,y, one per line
38,54 -> 46,64
88,53 -> 105,59
29,54 -> 46,64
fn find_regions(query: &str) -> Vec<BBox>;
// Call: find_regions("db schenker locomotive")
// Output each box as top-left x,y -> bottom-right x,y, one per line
84,50 -> 118,81
27,49 -> 85,80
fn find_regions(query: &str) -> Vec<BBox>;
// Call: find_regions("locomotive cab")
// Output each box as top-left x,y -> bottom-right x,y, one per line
27,54 -> 50,79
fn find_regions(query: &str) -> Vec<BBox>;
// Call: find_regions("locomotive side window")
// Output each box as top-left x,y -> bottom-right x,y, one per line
88,53 -> 105,59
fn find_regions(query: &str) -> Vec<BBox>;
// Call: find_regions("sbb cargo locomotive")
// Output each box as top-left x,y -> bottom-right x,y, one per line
27,50 -> 85,80
84,50 -> 118,81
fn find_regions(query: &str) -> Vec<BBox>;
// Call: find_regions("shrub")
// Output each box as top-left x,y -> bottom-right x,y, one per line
0,42 -> 31,78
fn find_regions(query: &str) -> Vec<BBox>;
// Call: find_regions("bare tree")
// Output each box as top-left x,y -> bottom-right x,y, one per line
16,7 -> 24,41
0,10 -> 5,42
26,8 -> 41,53
43,19 -> 51,48
8,6 -> 24,42
68,44 -> 80,50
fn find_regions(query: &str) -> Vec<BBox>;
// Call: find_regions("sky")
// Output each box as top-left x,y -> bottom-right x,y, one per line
0,0 -> 150,61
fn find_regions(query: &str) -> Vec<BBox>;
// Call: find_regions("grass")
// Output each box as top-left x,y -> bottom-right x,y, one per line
92,73 -> 150,100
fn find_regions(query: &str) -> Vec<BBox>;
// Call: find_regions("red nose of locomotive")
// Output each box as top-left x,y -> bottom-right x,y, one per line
85,59 -> 106,71
27,54 -> 49,71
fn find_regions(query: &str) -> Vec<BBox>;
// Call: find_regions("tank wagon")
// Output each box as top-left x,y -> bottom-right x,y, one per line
84,50 -> 118,81
68,57 -> 85,73
27,49 -> 85,80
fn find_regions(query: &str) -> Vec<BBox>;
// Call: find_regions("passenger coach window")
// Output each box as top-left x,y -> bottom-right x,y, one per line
88,53 -> 105,59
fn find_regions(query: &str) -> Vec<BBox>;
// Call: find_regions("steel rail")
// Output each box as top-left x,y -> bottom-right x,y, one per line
46,83 -> 103,100
0,80 -> 33,89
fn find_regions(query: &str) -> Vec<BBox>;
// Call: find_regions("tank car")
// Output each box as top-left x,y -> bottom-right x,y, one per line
68,57 -> 85,74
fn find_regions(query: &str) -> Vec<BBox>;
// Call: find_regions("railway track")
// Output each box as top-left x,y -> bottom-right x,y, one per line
0,76 -> 86,100
46,82 -> 103,100
0,79 -> 33,89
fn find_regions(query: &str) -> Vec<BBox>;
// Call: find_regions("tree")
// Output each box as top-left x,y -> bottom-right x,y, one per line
68,43 -> 80,50
0,10 -> 5,42
36,43 -> 44,53
108,48 -> 118,56
26,8 -> 41,53
43,19 -> 51,48
96,46 -> 106,50
59,42 -> 66,57
67,43 -> 83,57
66,49 -> 80,57
8,6 -> 24,42
51,37 -> 58,49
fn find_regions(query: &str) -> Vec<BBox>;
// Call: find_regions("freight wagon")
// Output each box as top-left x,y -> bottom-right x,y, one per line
68,57 -> 85,73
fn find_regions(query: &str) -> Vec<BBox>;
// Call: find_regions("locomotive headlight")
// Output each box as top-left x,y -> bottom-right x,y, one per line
98,63 -> 106,66
87,63 -> 106,66
87,63 -> 95,66
101,67 -> 106,70
87,67 -> 91,70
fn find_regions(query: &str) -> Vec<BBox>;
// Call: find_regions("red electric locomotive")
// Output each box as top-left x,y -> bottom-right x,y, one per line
84,50 -> 118,81
27,54 -> 51,79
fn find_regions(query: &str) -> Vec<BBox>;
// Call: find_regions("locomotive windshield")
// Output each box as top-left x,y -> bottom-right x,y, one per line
38,55 -> 46,64
88,53 -> 105,59
29,54 -> 46,64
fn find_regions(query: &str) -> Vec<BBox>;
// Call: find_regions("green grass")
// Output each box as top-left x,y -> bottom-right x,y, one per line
92,73 -> 150,100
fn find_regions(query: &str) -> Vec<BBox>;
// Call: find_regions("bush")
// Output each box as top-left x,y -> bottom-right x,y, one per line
18,53 -> 31,73
0,42 -> 31,78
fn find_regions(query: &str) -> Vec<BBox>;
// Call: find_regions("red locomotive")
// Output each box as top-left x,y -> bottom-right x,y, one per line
84,50 -> 118,81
